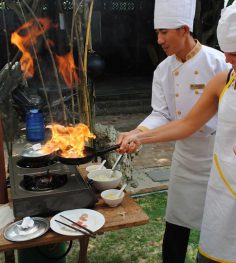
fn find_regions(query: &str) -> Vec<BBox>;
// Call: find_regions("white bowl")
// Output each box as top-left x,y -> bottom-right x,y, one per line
87,169 -> 122,191
86,164 -> 106,173
101,189 -> 125,207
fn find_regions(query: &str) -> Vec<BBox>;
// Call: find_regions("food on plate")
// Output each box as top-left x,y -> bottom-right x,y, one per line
79,213 -> 88,221
73,213 -> 88,227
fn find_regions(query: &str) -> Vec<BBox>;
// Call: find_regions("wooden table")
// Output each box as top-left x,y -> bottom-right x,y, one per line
0,166 -> 149,263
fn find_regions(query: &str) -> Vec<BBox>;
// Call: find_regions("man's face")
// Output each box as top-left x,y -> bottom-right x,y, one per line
156,28 -> 185,56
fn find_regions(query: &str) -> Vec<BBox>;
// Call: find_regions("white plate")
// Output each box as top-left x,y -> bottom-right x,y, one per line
50,209 -> 105,236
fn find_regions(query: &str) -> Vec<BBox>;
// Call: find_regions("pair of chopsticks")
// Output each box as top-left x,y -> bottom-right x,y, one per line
55,215 -> 96,238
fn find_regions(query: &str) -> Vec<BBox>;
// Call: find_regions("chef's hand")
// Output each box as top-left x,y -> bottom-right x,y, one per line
116,129 -> 142,154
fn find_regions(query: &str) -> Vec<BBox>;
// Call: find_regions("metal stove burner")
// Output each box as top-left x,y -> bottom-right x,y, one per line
20,173 -> 67,191
9,156 -> 97,218
17,158 -> 57,168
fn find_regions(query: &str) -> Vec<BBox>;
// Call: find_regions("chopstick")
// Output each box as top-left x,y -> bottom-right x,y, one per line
60,215 -> 96,236
55,219 -> 96,238
60,214 -> 96,236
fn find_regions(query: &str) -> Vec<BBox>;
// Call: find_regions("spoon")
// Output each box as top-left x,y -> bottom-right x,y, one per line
117,183 -> 127,198
98,160 -> 106,170
109,154 -> 123,177
233,145 -> 236,155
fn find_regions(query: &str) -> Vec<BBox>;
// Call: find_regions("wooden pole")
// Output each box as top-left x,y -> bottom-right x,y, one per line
0,114 -> 8,204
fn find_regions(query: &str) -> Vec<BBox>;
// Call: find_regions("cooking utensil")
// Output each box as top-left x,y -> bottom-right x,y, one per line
20,145 -> 55,162
117,183 -> 127,198
98,160 -> 106,169
108,154 -> 123,177
233,145 -> 236,155
111,154 -> 123,170
55,219 -> 96,238
56,144 -> 120,165
60,214 -> 96,237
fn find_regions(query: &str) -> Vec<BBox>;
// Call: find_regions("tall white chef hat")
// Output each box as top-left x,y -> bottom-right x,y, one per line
154,0 -> 196,32
217,2 -> 236,52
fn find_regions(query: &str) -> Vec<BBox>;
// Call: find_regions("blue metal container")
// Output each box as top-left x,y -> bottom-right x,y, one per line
26,109 -> 45,142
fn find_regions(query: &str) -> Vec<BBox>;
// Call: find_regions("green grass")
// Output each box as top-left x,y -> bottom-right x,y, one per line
67,192 -> 200,263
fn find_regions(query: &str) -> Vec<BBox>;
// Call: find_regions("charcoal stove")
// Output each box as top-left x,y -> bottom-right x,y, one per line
9,156 -> 97,218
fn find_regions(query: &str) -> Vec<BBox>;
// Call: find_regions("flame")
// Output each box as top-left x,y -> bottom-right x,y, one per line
11,18 -> 53,78
55,51 -> 80,88
42,123 -> 96,158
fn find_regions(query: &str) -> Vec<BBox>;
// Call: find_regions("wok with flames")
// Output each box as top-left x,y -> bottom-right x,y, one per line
56,144 -> 120,165
21,144 -> 120,165
21,123 -> 120,165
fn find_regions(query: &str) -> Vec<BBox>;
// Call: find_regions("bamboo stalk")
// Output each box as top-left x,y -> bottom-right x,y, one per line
83,0 -> 94,128
22,0 -> 68,125
73,1 -> 90,125
18,2 -> 54,124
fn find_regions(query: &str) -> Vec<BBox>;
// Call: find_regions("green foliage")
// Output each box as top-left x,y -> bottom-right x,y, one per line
67,192 -> 200,263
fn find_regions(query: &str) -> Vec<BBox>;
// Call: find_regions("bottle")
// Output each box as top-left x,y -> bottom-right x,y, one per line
26,108 -> 45,142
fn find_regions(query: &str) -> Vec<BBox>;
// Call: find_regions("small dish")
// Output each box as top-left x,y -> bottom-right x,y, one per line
101,189 -> 125,207
87,169 -> 122,191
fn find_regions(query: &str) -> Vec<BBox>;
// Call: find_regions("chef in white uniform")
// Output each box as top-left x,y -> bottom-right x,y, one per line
117,0 -> 229,262
197,3 -> 236,262
118,3 -> 236,260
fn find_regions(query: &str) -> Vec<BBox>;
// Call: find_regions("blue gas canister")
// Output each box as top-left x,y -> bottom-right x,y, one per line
26,108 -> 45,142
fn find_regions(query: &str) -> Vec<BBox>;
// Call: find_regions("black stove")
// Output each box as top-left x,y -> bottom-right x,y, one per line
9,156 -> 97,218
19,172 -> 67,191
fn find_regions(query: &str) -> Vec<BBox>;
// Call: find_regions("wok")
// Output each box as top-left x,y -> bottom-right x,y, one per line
20,147 -> 55,162
56,144 -> 120,165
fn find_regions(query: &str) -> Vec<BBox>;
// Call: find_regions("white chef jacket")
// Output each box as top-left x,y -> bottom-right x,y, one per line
140,42 -> 228,134
139,42 -> 230,229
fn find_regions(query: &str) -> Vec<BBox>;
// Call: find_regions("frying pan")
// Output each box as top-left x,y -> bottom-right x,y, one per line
56,144 -> 120,165
20,147 -> 55,162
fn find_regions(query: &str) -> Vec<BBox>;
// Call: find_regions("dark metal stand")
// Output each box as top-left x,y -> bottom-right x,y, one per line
0,113 -> 8,204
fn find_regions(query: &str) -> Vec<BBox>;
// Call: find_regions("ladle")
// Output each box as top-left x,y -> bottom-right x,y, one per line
98,160 -> 106,170
109,154 -> 123,177
117,183 -> 127,198
233,145 -> 236,155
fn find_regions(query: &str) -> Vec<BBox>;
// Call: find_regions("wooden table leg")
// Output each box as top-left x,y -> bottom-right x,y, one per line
78,236 -> 90,263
